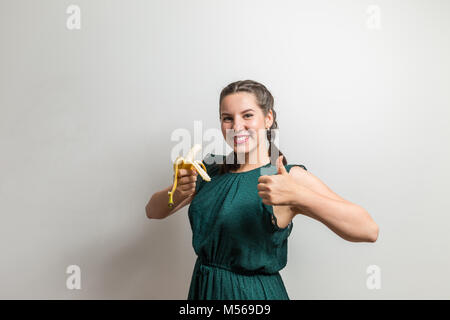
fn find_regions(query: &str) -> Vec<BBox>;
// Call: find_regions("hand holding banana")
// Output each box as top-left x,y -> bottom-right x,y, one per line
168,144 -> 211,207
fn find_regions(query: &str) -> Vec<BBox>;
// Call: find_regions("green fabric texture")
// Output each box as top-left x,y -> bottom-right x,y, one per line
187,153 -> 307,300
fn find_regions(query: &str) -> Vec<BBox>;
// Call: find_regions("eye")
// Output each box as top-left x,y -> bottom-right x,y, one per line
222,114 -> 253,121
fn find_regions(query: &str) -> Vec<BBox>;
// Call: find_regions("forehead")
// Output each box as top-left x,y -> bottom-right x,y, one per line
220,92 -> 258,110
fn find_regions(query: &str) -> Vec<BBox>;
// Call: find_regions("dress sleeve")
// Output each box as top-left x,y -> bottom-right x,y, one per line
264,204 -> 294,232
288,164 -> 307,171
262,163 -> 308,234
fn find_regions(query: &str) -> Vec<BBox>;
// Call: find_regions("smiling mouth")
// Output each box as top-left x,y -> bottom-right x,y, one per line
234,135 -> 250,144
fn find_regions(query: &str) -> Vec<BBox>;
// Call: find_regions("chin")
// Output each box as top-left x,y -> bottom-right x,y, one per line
233,143 -> 254,153
233,144 -> 259,159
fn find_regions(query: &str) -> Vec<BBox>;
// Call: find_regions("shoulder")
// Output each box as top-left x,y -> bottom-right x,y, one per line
288,163 -> 313,185
202,153 -> 223,166
201,153 -> 223,175
287,164 -> 308,180
287,164 -> 307,173
287,164 -> 308,186
288,164 -> 349,203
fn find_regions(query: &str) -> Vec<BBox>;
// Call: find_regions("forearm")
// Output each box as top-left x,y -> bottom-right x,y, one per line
145,185 -> 188,219
291,186 -> 379,242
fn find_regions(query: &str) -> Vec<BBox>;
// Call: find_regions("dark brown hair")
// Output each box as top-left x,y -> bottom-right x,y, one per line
218,79 -> 287,175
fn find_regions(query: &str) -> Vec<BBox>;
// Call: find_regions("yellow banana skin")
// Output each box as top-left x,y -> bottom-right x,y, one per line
168,144 -> 211,208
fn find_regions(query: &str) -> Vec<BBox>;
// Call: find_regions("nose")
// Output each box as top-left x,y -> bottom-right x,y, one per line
232,117 -> 246,133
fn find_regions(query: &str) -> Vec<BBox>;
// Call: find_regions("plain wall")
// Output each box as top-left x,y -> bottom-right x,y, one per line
0,0 -> 449,299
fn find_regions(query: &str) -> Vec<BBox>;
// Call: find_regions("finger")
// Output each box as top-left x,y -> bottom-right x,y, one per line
178,175 -> 197,185
178,169 -> 198,178
259,192 -> 274,204
258,190 -> 268,197
277,155 -> 288,175
257,184 -> 270,192
190,169 -> 198,176
258,175 -> 271,184
178,169 -> 192,177
180,182 -> 196,191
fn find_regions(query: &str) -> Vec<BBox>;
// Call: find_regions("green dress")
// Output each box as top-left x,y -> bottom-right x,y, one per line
187,153 -> 307,300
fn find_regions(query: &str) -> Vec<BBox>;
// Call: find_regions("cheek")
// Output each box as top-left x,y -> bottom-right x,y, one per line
221,127 -> 235,143
249,118 -> 263,127
253,126 -> 266,140
248,119 -> 265,133
221,125 -> 231,135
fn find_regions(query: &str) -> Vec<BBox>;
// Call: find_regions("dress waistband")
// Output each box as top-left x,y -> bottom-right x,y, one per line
196,257 -> 277,276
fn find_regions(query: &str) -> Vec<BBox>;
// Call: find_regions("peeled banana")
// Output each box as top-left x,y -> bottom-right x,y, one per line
168,144 -> 211,207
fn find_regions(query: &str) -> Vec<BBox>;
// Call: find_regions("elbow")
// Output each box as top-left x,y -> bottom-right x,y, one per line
145,205 -> 155,219
367,222 -> 379,243
360,208 -> 379,243
146,204 -> 167,220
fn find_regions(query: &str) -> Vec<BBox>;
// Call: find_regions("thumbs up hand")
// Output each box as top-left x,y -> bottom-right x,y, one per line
276,154 -> 289,176
257,155 -> 300,206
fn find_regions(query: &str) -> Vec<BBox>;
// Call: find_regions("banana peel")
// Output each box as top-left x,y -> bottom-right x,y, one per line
168,144 -> 211,207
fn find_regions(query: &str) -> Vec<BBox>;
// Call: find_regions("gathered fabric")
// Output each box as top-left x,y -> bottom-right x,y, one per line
187,153 -> 307,300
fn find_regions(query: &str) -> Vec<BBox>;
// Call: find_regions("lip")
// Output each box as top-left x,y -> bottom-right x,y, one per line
234,135 -> 250,145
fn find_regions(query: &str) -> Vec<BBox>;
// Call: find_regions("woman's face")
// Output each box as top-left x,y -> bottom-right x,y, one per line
220,92 -> 273,162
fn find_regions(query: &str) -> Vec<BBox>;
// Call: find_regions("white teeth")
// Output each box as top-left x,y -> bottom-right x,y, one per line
235,136 -> 249,143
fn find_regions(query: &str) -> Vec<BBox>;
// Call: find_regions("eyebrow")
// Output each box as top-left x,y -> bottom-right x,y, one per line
221,108 -> 255,116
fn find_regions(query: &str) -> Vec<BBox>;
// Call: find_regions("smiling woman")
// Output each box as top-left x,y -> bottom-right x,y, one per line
184,80 -> 314,300
145,79 -> 378,300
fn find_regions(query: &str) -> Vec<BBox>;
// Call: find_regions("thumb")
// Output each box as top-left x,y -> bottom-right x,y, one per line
277,155 -> 288,175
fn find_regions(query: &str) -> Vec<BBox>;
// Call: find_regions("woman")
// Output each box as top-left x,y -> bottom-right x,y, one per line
146,80 -> 379,300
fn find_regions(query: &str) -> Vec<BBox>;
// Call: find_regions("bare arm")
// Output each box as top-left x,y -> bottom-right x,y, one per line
288,167 -> 379,242
292,187 -> 378,242
145,185 -> 194,219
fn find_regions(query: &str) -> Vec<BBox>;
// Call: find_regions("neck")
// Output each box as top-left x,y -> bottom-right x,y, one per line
232,146 -> 271,172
